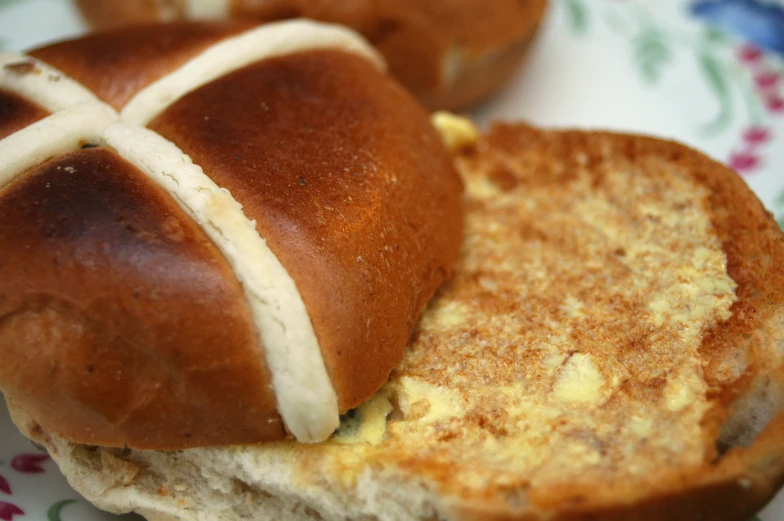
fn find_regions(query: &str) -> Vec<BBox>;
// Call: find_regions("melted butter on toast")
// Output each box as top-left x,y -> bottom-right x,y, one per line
303,131 -> 739,497
432,111 -> 480,152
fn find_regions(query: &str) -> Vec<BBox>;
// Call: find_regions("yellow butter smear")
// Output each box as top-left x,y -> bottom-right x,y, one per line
333,393 -> 393,446
313,149 -> 738,496
431,111 -> 480,152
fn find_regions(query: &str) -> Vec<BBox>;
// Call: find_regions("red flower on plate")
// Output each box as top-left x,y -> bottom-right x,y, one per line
754,71 -> 780,90
743,125 -> 773,144
0,476 -> 9,495
767,94 -> 784,113
11,453 -> 49,473
0,501 -> 23,521
729,151 -> 761,172
737,43 -> 763,63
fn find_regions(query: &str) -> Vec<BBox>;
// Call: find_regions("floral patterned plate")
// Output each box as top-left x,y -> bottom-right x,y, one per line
1,0 -> 783,520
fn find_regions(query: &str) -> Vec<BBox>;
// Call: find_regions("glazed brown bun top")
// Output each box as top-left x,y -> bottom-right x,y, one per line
0,20 -> 463,449
0,89 -> 49,140
75,0 -> 550,111
29,21 -> 255,110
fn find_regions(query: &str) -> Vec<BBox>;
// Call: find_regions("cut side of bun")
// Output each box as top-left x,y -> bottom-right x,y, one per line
11,123 -> 784,521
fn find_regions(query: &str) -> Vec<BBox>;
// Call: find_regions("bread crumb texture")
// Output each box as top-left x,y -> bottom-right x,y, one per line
25,124 -> 784,521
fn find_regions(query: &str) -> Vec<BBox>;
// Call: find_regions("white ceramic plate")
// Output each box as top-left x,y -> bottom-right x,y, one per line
1,0 -> 783,519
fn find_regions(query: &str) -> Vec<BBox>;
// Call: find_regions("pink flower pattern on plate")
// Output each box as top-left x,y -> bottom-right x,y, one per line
11,454 -> 49,474
767,95 -> 784,113
0,502 -> 24,521
755,71 -> 780,90
731,124 -> 774,173
0,471 -> 19,521
737,43 -> 764,63
731,43 -> 782,175
729,150 -> 761,171
0,452 -> 54,520
743,125 -> 772,143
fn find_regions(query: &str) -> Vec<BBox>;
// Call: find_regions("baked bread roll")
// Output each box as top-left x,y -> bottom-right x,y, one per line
0,20 -> 463,449
74,0 -> 550,111
11,122 -> 784,521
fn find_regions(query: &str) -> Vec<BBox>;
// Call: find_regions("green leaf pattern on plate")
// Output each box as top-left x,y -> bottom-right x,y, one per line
633,25 -> 672,83
697,48 -> 734,134
563,0 -> 589,34
563,1 -> 775,139
47,500 -> 79,521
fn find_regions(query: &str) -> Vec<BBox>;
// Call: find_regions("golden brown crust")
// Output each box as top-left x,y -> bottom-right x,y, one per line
0,88 -> 50,141
148,49 -> 464,411
74,0 -> 549,110
0,147 -> 283,449
29,21 -> 252,110
438,124 -> 784,519
454,411 -> 784,521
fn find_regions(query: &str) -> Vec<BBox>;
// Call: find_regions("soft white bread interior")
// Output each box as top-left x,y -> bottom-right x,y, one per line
9,123 -> 784,520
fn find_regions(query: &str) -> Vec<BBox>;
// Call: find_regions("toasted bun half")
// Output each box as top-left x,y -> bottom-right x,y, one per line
74,0 -> 549,111
10,123 -> 784,521
0,20 -> 463,449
